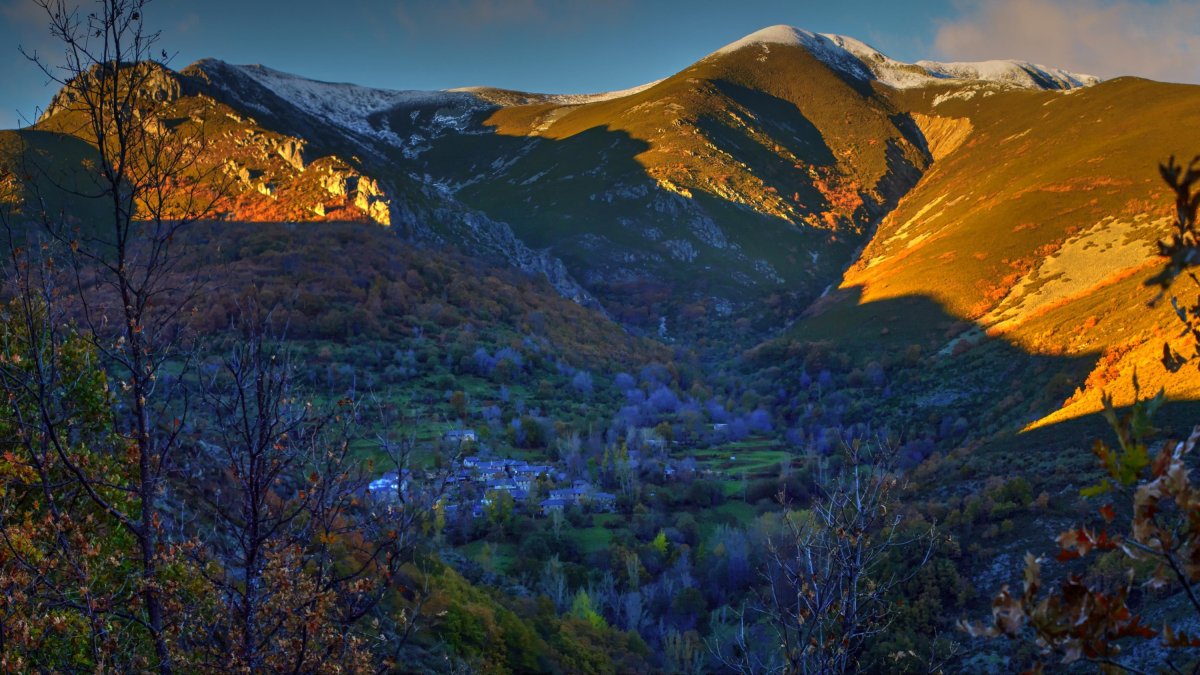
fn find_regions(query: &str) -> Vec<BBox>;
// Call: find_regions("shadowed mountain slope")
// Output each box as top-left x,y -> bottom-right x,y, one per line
7,25 -> 1196,422
5,25 -> 1116,340
788,77 -> 1200,424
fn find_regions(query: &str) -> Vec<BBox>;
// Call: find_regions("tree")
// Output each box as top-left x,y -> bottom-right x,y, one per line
449,389 -> 468,420
714,442 -> 935,674
485,489 -> 516,532
655,420 -> 674,446
570,589 -> 607,630
1154,156 -> 1200,372
181,305 -> 375,670
665,628 -> 708,674
539,555 -> 570,612
0,296 -> 151,670
8,1 -> 223,669
651,529 -> 669,557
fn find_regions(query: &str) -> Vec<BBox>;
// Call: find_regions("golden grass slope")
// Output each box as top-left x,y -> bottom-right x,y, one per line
481,42 -> 929,231
815,77 -> 1200,423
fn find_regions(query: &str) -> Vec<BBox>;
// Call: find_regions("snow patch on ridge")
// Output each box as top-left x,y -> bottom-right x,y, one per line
542,79 -> 664,105
455,80 -> 665,106
716,25 -> 1099,92
224,61 -> 661,142
227,63 -> 484,141
914,59 -> 1098,90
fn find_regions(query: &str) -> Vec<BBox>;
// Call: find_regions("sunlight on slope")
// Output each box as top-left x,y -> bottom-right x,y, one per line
984,215 -> 1166,334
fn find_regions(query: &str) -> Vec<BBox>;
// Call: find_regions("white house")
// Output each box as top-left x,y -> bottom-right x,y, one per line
444,429 -> 478,444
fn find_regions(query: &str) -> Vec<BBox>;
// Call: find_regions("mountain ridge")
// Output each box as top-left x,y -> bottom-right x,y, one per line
10,24 -> 1189,375
193,24 -> 1099,120
154,27 -> 947,331
713,26 -> 1098,91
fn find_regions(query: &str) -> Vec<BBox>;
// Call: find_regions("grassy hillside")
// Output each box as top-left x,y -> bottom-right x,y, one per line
0,129 -> 113,228
789,77 -> 1200,425
12,51 -> 1195,425
409,42 -> 930,328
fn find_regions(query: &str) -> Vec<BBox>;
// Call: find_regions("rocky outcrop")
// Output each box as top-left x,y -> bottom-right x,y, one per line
411,192 -> 603,313
353,176 -> 390,225
40,62 -> 184,122
911,113 -> 973,162
224,160 -> 253,185
319,171 -> 349,197
317,165 -> 391,226
273,137 -> 306,171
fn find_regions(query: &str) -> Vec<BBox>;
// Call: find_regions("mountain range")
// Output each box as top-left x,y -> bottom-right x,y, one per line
40,28 -> 1200,413
6,24 -> 1200,423
6,21 -> 1200,671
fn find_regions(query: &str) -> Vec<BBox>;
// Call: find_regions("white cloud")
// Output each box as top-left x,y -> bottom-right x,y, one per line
934,0 -> 1200,83
393,0 -> 629,35
176,11 -> 200,34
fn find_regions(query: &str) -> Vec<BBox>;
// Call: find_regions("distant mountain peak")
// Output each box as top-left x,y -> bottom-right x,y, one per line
451,80 -> 664,106
714,24 -> 1099,91
713,26 -> 875,81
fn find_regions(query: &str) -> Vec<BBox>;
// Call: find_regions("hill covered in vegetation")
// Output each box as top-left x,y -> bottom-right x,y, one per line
4,14 -> 1200,672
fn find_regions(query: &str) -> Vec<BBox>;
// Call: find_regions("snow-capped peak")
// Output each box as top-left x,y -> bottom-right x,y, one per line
713,26 -> 873,82
713,25 -> 1099,92
714,25 -> 817,54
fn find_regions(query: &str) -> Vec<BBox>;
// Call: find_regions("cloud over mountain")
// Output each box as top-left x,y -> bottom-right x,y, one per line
934,0 -> 1200,84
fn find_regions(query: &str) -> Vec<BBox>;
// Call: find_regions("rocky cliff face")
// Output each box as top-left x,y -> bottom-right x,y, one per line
910,113 -> 973,162
39,61 -> 185,122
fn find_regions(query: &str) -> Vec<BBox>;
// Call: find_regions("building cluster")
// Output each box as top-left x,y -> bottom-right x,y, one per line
367,430 -> 618,518
540,480 -> 617,514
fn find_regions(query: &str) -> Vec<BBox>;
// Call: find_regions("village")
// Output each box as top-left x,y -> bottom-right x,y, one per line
366,428 -> 626,519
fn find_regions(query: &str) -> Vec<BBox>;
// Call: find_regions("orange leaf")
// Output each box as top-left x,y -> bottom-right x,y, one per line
1099,503 -> 1116,522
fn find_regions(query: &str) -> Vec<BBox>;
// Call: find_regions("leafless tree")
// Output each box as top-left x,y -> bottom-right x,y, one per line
714,442 -> 936,675
6,1 -> 224,670
181,302 -> 345,668
364,397 -> 461,662
175,314 -> 460,669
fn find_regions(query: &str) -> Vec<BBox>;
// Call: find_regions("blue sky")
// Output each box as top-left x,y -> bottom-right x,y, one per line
2,0 -> 1198,129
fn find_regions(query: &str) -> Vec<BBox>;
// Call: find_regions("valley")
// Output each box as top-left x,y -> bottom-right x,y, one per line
2,12 -> 1199,673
